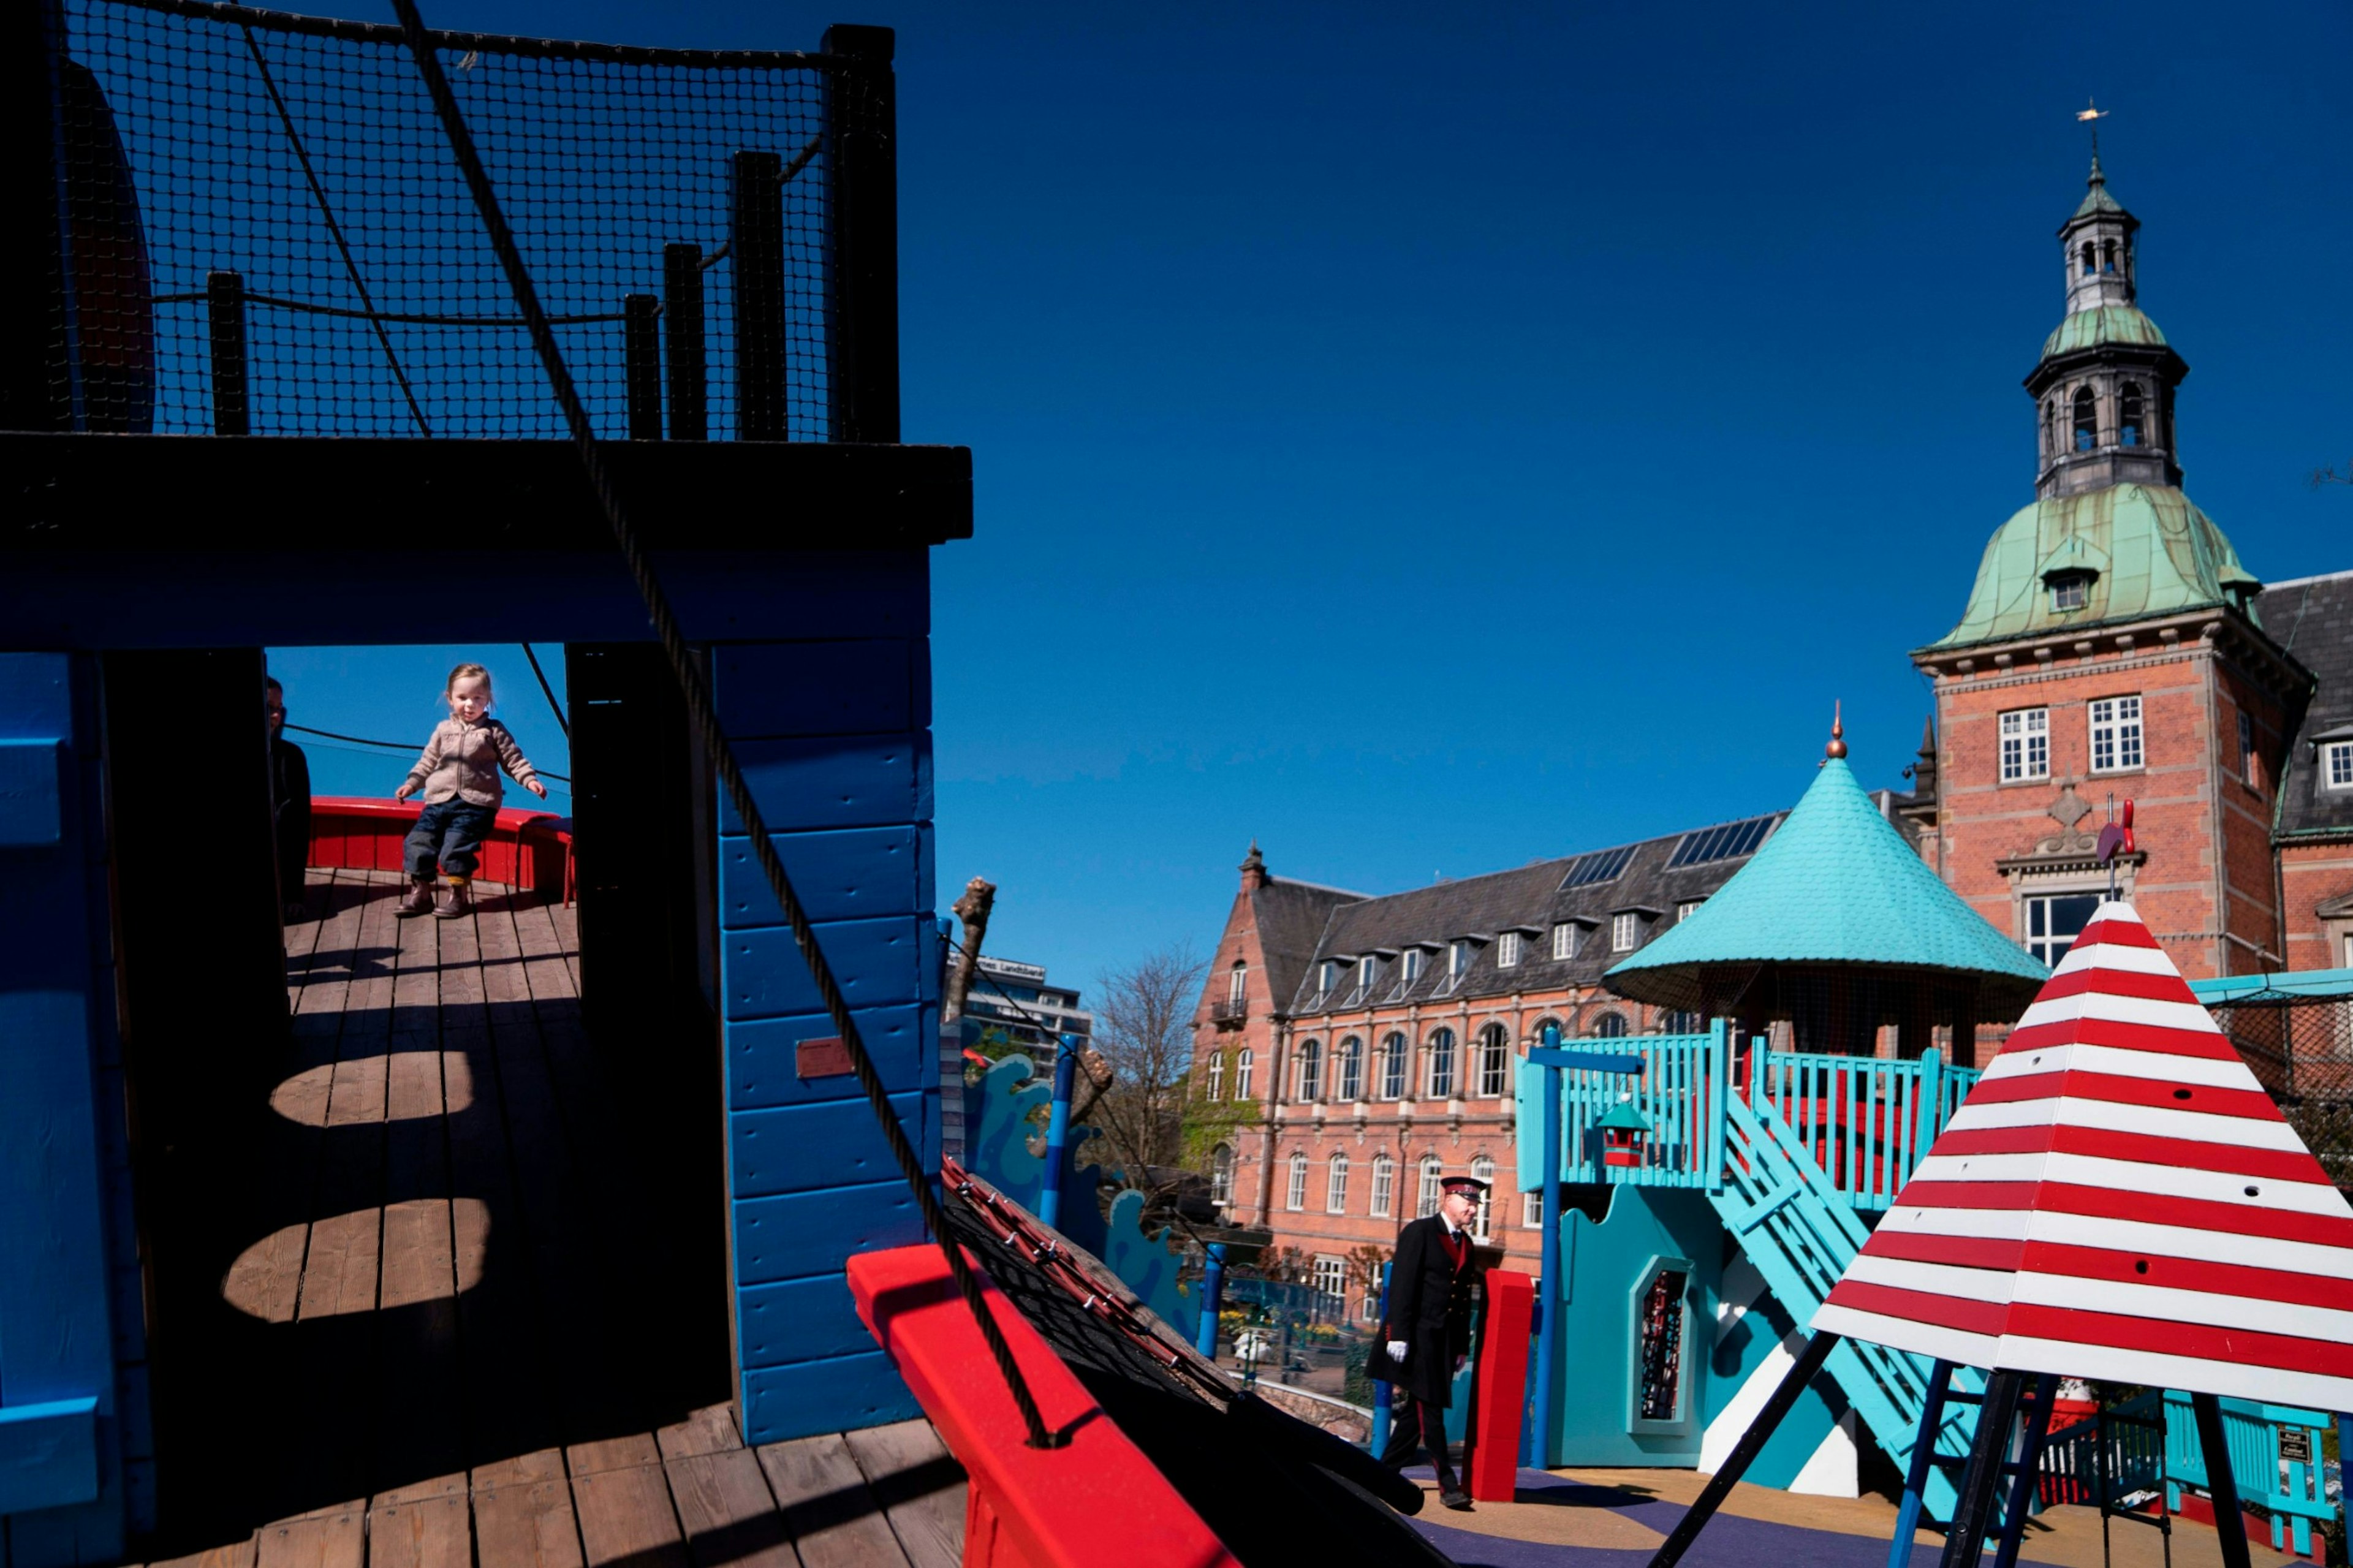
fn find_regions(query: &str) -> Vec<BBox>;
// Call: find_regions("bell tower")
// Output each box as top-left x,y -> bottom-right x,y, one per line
2025,156 -> 2187,499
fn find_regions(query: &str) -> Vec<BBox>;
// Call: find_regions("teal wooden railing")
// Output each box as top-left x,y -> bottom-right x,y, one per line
1752,1042 -> 1980,1211
2161,1391 -> 2335,1560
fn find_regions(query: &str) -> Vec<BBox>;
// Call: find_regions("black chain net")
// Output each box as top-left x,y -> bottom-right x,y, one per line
2211,994 -> 2353,1193
50,0 -> 838,440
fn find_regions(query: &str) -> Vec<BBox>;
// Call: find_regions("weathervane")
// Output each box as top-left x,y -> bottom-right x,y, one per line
2094,793 -> 2136,900
2077,96 -> 2110,162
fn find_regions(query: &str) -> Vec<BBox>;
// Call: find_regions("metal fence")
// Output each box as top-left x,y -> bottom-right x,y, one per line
42,0 -> 863,441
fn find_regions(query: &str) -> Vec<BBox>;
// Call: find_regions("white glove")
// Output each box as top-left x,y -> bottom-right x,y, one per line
1386,1339 -> 1408,1363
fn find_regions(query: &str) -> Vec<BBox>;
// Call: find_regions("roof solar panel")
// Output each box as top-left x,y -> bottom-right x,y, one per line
1666,814 -> 1779,869
1559,844 -> 1635,888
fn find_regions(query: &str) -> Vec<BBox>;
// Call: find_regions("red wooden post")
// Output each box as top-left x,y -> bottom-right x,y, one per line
1470,1268 -> 1534,1501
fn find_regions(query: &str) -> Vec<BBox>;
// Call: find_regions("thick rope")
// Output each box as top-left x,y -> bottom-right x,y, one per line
387,0 -> 1064,1451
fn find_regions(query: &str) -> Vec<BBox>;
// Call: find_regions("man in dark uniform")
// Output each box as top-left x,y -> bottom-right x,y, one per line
1370,1173 -> 1487,1510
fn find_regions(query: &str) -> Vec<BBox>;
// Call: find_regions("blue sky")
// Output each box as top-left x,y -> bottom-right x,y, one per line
280,1 -> 2352,999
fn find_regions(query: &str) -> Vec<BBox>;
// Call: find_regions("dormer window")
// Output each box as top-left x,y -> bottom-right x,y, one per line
1400,949 -> 1424,986
1316,960 -> 1338,998
2049,572 -> 2092,613
1552,922 -> 1579,960
1449,941 -> 1473,978
1610,912 -> 1640,953
1497,931 -> 1522,969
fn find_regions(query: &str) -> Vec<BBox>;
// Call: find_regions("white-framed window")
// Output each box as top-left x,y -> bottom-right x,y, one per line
1312,1255 -> 1346,1301
1316,959 -> 1338,996
1523,1191 -> 1543,1229
1209,1143 -> 1233,1205
1427,1028 -> 1457,1099
1337,1036 -> 1363,1101
1470,1156 -> 1495,1238
2090,695 -> 2143,773
1590,1011 -> 1629,1038
1475,1023 -> 1510,1098
1348,953 -> 1377,1002
1203,1051 -> 1223,1099
1297,1038 -> 1323,1102
1449,940 -> 1474,979
2324,740 -> 2353,792
1227,962 -> 1247,1006
2238,710 -> 2256,784
1370,1153 -> 1395,1218
1999,708 -> 2049,782
1416,1156 -> 1444,1218
1325,1154 -> 1349,1213
1497,931 -> 1522,968
1286,1151 -> 1308,1211
1360,1292 -> 1381,1324
2344,932 -> 2353,968
1380,1032 -> 1408,1099
1611,912 -> 1640,953
2024,892 -> 2102,967
1233,1047 -> 1254,1099
2051,576 -> 2088,612
1676,900 -> 1702,923
1552,922 -> 1578,960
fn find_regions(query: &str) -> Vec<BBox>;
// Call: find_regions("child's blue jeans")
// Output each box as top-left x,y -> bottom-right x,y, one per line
404,799 -> 497,879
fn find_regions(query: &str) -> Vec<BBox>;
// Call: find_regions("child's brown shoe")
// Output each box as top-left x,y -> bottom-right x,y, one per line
396,876 -> 436,918
434,877 -> 472,920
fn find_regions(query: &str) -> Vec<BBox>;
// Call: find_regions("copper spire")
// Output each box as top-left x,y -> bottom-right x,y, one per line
1825,702 -> 1847,760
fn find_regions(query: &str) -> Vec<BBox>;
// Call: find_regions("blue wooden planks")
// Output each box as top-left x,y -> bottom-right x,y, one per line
0,1398 -> 99,1516
724,917 -> 934,1021
733,1181 -> 922,1286
719,825 -> 931,928
741,1353 -> 920,1446
731,1094 -> 930,1199
713,642 -> 923,738
0,740 -> 63,846
738,1276 -> 877,1367
729,1007 -> 934,1110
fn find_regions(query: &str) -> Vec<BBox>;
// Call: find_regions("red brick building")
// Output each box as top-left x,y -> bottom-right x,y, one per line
1187,159 -> 2353,1303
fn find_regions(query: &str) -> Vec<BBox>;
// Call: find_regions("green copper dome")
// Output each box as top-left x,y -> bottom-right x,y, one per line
2040,303 -> 2167,362
1605,757 -> 2049,1013
1922,483 -> 2261,653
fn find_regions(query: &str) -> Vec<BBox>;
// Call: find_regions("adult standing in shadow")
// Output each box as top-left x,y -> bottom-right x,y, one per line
1370,1173 -> 1488,1511
265,677 -> 311,922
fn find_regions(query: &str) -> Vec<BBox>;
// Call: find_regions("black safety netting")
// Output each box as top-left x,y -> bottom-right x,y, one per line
49,0 -> 841,440
2210,993 -> 2353,1194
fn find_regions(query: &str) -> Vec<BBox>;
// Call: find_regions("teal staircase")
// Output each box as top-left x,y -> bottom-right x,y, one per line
1712,1086 -> 1979,1519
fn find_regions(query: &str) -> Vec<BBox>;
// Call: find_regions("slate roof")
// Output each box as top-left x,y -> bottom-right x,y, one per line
1281,811 -> 1787,1017
2259,569 -> 2353,840
1605,757 -> 2050,1017
1251,876 -> 1366,1018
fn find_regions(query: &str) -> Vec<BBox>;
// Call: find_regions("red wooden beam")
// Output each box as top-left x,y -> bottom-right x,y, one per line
1470,1268 -> 1533,1502
304,795 -> 571,903
846,1244 -> 1240,1568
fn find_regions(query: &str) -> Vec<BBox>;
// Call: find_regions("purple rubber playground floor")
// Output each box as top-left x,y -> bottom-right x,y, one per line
1400,1469 -> 2062,1568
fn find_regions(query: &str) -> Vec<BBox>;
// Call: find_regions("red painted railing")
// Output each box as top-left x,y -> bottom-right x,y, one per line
846,1244 -> 1241,1568
305,796 -> 574,904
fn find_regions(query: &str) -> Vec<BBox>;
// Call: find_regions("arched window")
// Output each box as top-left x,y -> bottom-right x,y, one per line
1416,1156 -> 1444,1218
1204,1050 -> 1224,1100
1286,1151 -> 1308,1211
1297,1038 -> 1324,1102
1338,1036 -> 1364,1101
1371,1153 -> 1396,1218
1381,1032 -> 1408,1100
2072,385 -> 2097,452
1234,1048 -> 1254,1099
1476,1023 -> 1511,1098
2042,399 -> 2056,458
1210,1143 -> 1233,1205
2101,238 -> 2118,274
1427,1028 -> 1457,1099
1470,1156 -> 1496,1239
1662,1009 -> 1703,1035
1591,1012 -> 1629,1039
1529,1017 -> 1567,1049
2119,382 -> 2145,447
1326,1153 -> 1350,1213
2079,241 -> 2096,276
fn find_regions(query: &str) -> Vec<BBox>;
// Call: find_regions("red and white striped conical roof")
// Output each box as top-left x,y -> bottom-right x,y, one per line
1812,900 -> 2353,1411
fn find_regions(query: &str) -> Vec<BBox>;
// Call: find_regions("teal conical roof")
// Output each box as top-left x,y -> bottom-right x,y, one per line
1605,754 -> 2048,1012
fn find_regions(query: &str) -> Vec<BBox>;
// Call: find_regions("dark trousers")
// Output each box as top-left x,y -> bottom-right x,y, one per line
404,799 -> 497,879
1382,1397 -> 1459,1483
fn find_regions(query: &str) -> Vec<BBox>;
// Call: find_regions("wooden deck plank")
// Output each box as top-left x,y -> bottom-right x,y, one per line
290,869 -> 374,1031
251,1501 -> 365,1568
567,1436 -> 689,1568
369,1474 -> 471,1568
654,1406 -> 744,1462
841,1422 -> 963,1568
471,1450 -> 586,1568
662,1450 -> 796,1568
145,1534 -> 260,1568
754,1434 -> 912,1568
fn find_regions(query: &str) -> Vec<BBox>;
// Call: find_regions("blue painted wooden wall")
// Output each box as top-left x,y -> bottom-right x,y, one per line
713,637 -> 941,1445
0,654 -> 145,1567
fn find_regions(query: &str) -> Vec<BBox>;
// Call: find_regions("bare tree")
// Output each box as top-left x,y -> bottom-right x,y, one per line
1081,941 -> 1207,1195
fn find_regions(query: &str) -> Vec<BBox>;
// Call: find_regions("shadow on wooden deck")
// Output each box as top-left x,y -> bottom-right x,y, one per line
127,870 -> 960,1566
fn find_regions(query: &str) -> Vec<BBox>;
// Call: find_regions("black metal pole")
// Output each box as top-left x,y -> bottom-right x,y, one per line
1990,1374 -> 2059,1568
1646,1330 -> 1838,1568
661,241 -> 704,440
730,150 -> 784,440
1939,1370 -> 2025,1568
2189,1392 -> 2253,1568
206,268 -> 249,435
623,290 -> 660,439
819,24 -> 898,444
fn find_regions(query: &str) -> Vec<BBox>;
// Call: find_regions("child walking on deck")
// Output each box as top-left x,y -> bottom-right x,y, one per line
394,662 -> 546,918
